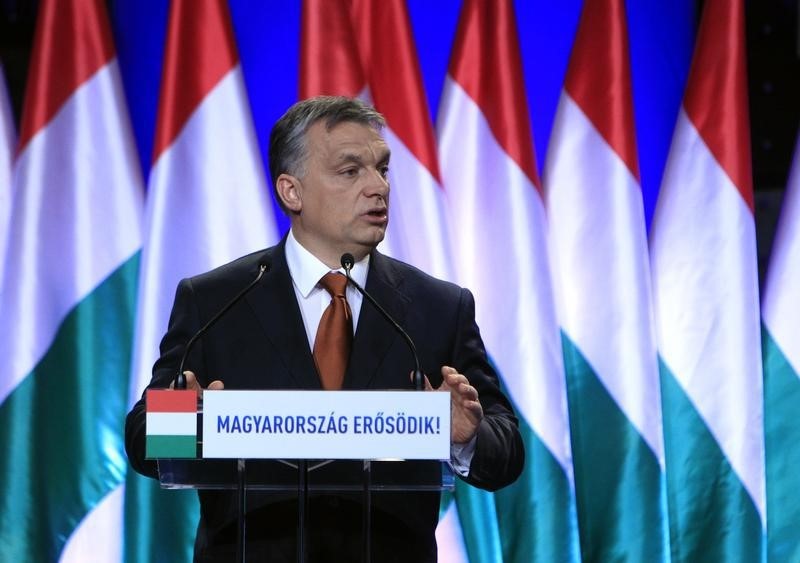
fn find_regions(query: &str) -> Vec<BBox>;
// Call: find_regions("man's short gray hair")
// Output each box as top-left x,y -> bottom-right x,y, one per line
268,96 -> 386,212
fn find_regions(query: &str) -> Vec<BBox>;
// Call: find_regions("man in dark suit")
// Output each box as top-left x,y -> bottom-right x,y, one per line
126,96 -> 524,562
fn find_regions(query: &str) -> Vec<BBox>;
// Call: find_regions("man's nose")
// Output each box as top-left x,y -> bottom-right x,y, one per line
365,168 -> 389,196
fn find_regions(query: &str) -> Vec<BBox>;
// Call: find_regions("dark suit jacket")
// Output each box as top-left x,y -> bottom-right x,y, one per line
126,239 -> 524,562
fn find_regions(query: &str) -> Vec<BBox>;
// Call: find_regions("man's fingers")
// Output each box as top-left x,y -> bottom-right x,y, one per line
441,366 -> 469,387
441,366 -> 478,400
183,371 -> 202,390
208,379 -> 225,390
462,399 -> 483,417
414,367 -> 478,401
458,382 -> 479,401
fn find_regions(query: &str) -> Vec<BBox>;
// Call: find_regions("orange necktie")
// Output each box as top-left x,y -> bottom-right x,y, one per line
313,273 -> 353,390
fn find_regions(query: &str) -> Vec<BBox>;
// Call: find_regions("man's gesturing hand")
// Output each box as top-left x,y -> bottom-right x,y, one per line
170,370 -> 224,396
422,366 -> 483,444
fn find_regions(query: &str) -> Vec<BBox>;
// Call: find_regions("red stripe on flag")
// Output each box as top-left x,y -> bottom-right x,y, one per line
18,0 -> 115,153
563,0 -> 639,180
683,0 -> 753,212
146,389 -> 197,413
300,0 -> 364,97
151,0 -> 238,162
300,0 -> 441,184
449,0 -> 540,190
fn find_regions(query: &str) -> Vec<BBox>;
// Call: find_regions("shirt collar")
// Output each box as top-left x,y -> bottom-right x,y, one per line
285,229 -> 370,297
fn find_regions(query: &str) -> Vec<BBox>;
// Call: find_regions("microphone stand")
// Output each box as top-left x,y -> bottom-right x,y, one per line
298,459 -> 308,563
362,460 -> 371,563
237,459 -> 246,563
340,254 -> 424,391
170,263 -> 267,563
340,253 -> 426,563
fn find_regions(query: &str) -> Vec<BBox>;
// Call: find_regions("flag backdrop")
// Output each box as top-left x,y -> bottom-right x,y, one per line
544,0 -> 668,560
762,131 -> 800,563
17,1 -> 793,561
0,0 -> 143,561
650,0 -> 766,561
438,0 -> 578,561
124,1 -> 280,561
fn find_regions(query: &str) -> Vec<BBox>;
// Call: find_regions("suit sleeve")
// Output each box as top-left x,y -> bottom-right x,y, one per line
124,277 -> 206,479
451,288 -> 525,491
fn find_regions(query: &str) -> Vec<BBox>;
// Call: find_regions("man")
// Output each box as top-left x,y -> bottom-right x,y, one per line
126,96 -> 524,562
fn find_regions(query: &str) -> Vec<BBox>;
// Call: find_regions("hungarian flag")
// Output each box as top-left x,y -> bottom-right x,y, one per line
145,390 -> 198,459
125,1 -> 279,561
649,0 -> 765,560
0,0 -> 143,560
544,0 -> 668,560
0,64 -> 13,274
763,132 -> 800,562
438,0 -> 578,561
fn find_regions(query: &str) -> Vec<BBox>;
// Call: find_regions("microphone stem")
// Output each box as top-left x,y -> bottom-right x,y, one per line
175,263 -> 267,389
342,259 -> 424,391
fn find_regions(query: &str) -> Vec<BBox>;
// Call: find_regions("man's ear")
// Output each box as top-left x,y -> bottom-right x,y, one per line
275,173 -> 302,213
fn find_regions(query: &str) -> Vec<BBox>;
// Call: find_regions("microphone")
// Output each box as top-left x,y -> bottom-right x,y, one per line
340,253 -> 424,391
175,263 -> 268,389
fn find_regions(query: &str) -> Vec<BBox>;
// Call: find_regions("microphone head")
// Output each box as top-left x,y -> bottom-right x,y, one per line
340,253 -> 355,271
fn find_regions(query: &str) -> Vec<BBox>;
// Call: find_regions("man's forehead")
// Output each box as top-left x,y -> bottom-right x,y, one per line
310,120 -> 389,158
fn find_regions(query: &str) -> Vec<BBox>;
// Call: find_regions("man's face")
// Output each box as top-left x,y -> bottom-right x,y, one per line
280,120 -> 391,266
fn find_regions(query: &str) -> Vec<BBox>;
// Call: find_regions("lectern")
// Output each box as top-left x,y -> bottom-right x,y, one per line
146,389 -> 455,563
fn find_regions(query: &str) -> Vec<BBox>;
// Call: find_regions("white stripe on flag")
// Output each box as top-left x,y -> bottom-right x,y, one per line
146,412 -> 198,435
651,108 -> 765,519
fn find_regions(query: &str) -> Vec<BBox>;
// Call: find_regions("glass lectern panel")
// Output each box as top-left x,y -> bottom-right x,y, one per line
157,459 -> 455,491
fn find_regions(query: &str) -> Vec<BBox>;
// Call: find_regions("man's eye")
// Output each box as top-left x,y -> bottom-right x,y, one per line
379,166 -> 390,178
342,168 -> 358,177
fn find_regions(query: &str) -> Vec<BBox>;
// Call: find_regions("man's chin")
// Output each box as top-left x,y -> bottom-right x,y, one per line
352,229 -> 386,254
365,224 -> 387,242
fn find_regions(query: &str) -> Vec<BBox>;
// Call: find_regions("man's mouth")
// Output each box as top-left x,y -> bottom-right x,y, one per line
364,208 -> 388,220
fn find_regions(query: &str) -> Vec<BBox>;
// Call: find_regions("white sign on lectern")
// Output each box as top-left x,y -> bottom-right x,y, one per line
202,390 -> 451,460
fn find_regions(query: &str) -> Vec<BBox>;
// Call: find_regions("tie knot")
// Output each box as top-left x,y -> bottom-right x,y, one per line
319,272 -> 348,297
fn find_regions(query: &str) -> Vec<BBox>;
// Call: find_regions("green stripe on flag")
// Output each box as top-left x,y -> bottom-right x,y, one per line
762,327 -> 800,562
494,418 -> 579,563
146,435 -> 198,459
659,358 -> 763,562
124,471 -> 198,563
454,480 -> 503,562
0,254 -> 139,562
561,333 -> 666,562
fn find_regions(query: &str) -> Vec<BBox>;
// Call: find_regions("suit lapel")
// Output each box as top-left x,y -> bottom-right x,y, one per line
245,240 -> 322,389
345,251 -> 411,390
